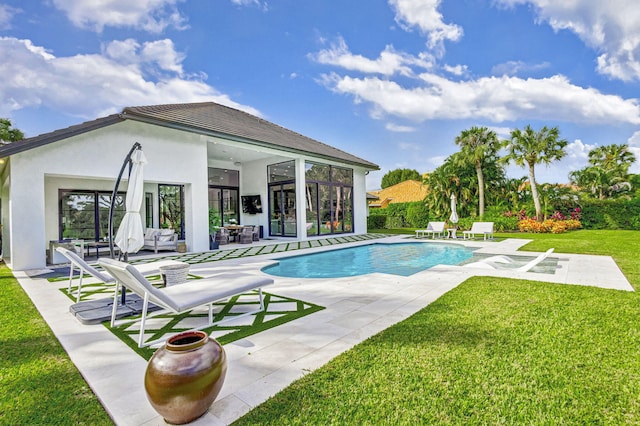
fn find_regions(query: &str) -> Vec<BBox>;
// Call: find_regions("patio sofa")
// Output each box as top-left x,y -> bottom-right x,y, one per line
142,228 -> 178,253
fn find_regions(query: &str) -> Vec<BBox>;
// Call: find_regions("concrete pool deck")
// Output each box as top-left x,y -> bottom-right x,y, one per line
15,235 -> 633,425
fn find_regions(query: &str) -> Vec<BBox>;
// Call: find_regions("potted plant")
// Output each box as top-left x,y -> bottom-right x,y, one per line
209,209 -> 221,250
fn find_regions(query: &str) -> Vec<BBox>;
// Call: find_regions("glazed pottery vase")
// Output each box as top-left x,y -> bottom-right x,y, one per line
144,330 -> 227,424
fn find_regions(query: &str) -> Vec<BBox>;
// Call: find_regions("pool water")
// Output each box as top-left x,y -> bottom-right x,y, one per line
261,242 -> 474,278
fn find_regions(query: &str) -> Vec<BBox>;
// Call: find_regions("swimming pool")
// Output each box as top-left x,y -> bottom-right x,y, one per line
261,242 -> 474,278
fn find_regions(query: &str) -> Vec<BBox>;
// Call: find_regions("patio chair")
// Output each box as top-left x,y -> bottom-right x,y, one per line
464,248 -> 554,273
56,247 -> 187,302
238,226 -> 254,244
98,258 -> 274,348
215,228 -> 230,245
252,225 -> 260,241
415,221 -> 446,239
142,228 -> 179,253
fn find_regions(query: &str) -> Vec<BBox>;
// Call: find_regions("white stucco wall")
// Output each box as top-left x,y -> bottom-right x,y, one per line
4,117 -> 376,270
8,120 -> 210,270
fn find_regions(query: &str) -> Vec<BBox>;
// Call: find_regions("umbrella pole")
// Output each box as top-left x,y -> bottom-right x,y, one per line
108,142 -> 142,305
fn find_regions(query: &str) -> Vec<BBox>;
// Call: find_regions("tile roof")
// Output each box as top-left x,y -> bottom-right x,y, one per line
0,102 -> 379,169
368,180 -> 429,206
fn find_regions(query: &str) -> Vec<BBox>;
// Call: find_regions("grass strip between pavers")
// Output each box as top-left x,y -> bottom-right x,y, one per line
106,291 -> 325,361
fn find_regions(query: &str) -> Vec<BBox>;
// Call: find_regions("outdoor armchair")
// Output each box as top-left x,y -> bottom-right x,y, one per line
142,228 -> 178,253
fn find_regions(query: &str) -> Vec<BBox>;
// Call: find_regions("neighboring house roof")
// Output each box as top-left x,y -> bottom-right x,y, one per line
368,180 -> 428,207
0,102 -> 379,169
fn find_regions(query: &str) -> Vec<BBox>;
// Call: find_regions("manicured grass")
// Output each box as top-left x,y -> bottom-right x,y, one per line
0,263 -> 112,424
234,230 -> 640,424
5,230 -> 640,424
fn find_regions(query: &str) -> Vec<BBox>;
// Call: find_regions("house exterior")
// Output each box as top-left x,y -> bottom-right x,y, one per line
0,102 -> 379,271
367,180 -> 428,209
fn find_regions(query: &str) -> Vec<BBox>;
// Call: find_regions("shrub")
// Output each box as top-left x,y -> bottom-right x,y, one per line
406,202 -> 430,228
518,218 -> 581,234
367,215 -> 386,229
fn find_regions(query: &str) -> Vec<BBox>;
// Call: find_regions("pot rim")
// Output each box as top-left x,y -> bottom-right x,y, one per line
166,330 -> 208,352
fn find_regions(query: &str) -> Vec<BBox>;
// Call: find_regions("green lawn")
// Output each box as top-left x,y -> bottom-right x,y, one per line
234,230 -> 640,424
3,230 -> 640,424
0,263 -> 112,425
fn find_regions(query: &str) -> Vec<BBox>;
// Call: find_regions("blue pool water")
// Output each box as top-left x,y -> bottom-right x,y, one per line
262,242 -> 474,278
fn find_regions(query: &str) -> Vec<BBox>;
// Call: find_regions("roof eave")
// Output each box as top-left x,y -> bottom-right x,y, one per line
122,110 -> 380,170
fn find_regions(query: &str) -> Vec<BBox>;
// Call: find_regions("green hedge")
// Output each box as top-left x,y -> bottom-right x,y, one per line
579,198 -> 640,230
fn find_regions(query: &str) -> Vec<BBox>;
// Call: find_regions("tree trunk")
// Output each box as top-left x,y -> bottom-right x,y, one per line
475,162 -> 485,217
528,163 -> 542,221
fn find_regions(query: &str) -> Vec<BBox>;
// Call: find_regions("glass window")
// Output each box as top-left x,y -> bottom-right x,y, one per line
158,184 -> 185,239
59,190 -> 124,241
208,168 -> 239,186
305,162 -> 354,235
145,193 -> 153,228
269,161 -> 295,183
305,162 -> 330,182
332,166 -> 353,184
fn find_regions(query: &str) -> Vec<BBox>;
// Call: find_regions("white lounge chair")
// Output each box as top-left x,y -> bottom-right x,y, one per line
98,258 -> 274,348
56,247 -> 187,302
464,248 -> 554,273
415,221 -> 446,239
462,222 -> 494,240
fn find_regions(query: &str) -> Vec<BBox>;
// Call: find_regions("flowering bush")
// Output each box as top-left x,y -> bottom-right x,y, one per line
517,217 -> 581,234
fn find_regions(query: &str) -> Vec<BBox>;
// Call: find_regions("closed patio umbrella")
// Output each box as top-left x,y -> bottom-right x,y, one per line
449,193 -> 459,228
114,147 -> 147,255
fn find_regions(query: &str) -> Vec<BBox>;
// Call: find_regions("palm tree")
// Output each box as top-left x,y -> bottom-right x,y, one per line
502,125 -> 568,221
0,118 -> 24,144
454,126 -> 502,216
588,144 -> 636,175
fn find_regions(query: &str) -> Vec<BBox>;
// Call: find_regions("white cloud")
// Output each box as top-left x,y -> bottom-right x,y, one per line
491,60 -> 551,76
388,0 -> 463,54
488,126 -> 513,139
0,37 -> 260,119
51,0 -> 188,33
386,123 -> 416,132
310,36 -> 434,77
0,4 -> 20,30
443,64 -> 468,76
565,138 -> 594,161
496,0 -> 640,81
627,131 -> 640,174
398,141 -> 421,151
320,72 -> 640,125
231,0 -> 269,10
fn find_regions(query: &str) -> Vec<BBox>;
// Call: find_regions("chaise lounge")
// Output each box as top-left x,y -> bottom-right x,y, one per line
415,221 -> 446,239
56,246 -> 187,302
463,222 -> 494,240
98,258 -> 275,347
464,248 -> 554,273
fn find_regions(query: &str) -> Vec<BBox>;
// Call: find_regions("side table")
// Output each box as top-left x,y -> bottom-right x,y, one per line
159,262 -> 190,286
446,228 -> 457,239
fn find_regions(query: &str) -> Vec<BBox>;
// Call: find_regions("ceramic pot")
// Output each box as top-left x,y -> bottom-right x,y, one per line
144,330 -> 227,424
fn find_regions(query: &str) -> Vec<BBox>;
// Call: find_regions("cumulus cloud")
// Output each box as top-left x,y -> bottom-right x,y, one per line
319,72 -> 640,125
495,0 -> 640,81
0,4 -> 20,30
386,123 -> 416,132
0,37 -> 260,119
627,131 -> 640,173
310,36 -> 434,77
491,60 -> 551,76
443,64 -> 468,76
388,0 -> 463,54
51,0 -> 188,33
231,0 -> 268,10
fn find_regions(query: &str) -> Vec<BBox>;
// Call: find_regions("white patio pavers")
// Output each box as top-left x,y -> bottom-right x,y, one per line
14,235 -> 634,425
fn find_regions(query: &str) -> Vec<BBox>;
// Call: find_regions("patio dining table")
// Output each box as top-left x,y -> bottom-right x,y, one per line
224,225 -> 244,242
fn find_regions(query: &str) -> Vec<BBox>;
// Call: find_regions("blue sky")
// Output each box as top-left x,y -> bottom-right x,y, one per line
1,0 -> 639,189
